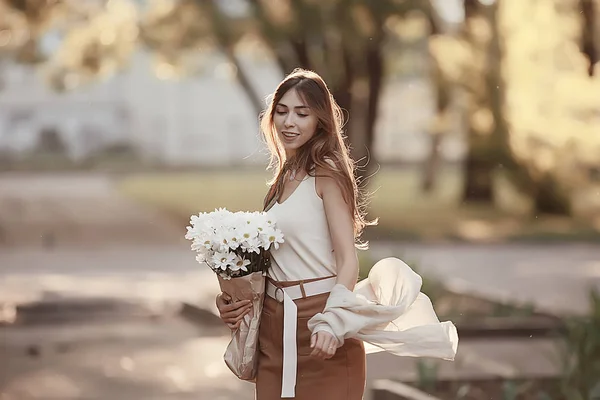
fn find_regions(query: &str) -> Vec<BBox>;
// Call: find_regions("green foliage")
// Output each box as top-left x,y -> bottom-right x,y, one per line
415,359 -> 439,392
491,301 -> 536,318
559,289 -> 600,400
501,380 -> 519,400
455,384 -> 471,399
537,391 -> 553,400
357,249 -> 374,281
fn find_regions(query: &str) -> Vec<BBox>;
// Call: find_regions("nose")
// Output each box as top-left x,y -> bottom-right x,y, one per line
284,113 -> 295,128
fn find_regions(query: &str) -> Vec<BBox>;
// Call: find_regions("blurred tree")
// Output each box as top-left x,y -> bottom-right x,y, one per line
427,0 -> 508,203
579,0 -> 598,76
138,0 -> 441,181
430,0 -> 593,215
138,0 -> 264,114
486,1 -> 571,215
421,7 -> 449,193
0,0 -> 67,64
474,0 -> 573,215
3,0 -> 598,217
1,0 -> 441,184
35,126 -> 67,154
500,0 -> 600,215
461,0 -> 498,203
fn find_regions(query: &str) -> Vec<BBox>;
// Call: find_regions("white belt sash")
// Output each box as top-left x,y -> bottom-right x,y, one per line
281,291 -> 297,398
266,277 -> 337,398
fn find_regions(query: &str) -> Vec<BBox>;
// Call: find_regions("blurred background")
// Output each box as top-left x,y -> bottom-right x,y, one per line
1,0 -> 599,399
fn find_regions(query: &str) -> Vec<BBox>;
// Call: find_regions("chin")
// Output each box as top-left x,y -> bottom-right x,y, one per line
282,144 -> 299,154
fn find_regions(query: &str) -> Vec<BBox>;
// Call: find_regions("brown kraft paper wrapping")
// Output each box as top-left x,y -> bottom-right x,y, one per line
218,271 -> 266,381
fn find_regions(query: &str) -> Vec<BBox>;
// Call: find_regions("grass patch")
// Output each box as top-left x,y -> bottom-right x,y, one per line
116,166 -> 600,243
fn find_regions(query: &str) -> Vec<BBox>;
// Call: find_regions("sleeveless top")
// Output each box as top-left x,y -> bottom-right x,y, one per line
266,174 -> 336,281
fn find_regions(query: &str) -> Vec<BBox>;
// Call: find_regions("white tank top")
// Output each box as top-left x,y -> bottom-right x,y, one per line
266,175 -> 336,281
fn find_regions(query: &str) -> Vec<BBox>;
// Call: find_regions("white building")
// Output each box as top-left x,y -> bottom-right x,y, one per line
0,49 -> 465,167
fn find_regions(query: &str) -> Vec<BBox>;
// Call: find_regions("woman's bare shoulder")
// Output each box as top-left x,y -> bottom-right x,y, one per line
314,159 -> 341,199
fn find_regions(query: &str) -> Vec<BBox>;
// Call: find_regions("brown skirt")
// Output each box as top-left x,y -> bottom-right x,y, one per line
255,276 -> 366,400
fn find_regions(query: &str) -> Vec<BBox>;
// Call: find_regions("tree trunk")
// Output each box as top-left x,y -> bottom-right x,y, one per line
422,58 -> 451,192
362,41 -> 383,181
347,75 -> 370,175
347,41 -> 383,185
422,133 -> 444,192
291,39 -> 311,70
580,0 -> 597,76
462,0 -> 497,203
533,175 -> 571,215
207,0 -> 265,116
223,47 -> 264,117
332,46 -> 355,119
463,154 -> 495,201
422,7 -> 448,193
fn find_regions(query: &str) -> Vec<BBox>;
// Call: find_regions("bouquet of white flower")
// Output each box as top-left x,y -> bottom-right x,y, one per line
185,207 -> 284,381
185,207 -> 284,280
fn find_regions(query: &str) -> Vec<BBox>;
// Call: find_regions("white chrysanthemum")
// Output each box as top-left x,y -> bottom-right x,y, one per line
211,251 -> 237,271
212,230 -> 233,252
239,224 -> 258,244
254,220 -> 270,236
265,213 -> 277,227
238,212 -> 258,232
190,239 -> 209,252
211,207 -> 231,224
240,236 -> 262,254
226,229 -> 242,250
230,255 -> 251,272
184,226 -> 197,241
257,225 -> 270,242
263,229 -> 285,250
195,253 -> 207,264
189,213 -> 206,228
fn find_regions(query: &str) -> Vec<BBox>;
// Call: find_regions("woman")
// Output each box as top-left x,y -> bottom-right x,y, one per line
218,68 -> 371,399
216,69 -> 458,399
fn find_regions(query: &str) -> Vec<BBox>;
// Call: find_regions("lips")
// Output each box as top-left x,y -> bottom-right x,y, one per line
282,131 -> 300,139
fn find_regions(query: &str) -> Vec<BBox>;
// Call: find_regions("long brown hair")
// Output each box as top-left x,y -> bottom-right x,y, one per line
261,68 -> 376,249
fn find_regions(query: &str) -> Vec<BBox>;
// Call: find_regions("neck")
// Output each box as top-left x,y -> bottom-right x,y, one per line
283,153 -> 296,169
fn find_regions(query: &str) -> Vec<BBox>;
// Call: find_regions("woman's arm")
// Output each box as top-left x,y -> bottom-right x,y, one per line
309,171 -> 359,360
316,173 -> 359,291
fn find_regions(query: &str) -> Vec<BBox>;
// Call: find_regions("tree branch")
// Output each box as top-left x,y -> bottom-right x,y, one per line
206,0 -> 264,115
579,0 -> 597,76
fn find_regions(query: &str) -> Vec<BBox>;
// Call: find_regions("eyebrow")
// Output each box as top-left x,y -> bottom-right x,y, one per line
277,102 -> 309,110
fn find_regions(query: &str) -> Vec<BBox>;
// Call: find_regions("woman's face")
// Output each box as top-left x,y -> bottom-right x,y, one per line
273,88 -> 319,157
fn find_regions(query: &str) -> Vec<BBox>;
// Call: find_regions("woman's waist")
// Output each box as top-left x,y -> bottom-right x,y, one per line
263,275 -> 336,317
267,274 -> 336,288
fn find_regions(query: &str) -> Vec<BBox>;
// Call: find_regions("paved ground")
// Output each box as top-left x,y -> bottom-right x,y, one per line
0,246 -> 211,308
1,242 -> 580,400
2,172 -> 598,315
1,313 -> 256,400
370,242 -> 600,315
1,315 -> 561,400
1,242 -> 592,400
0,173 -> 184,248
2,242 -> 598,316
1,173 -> 597,399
